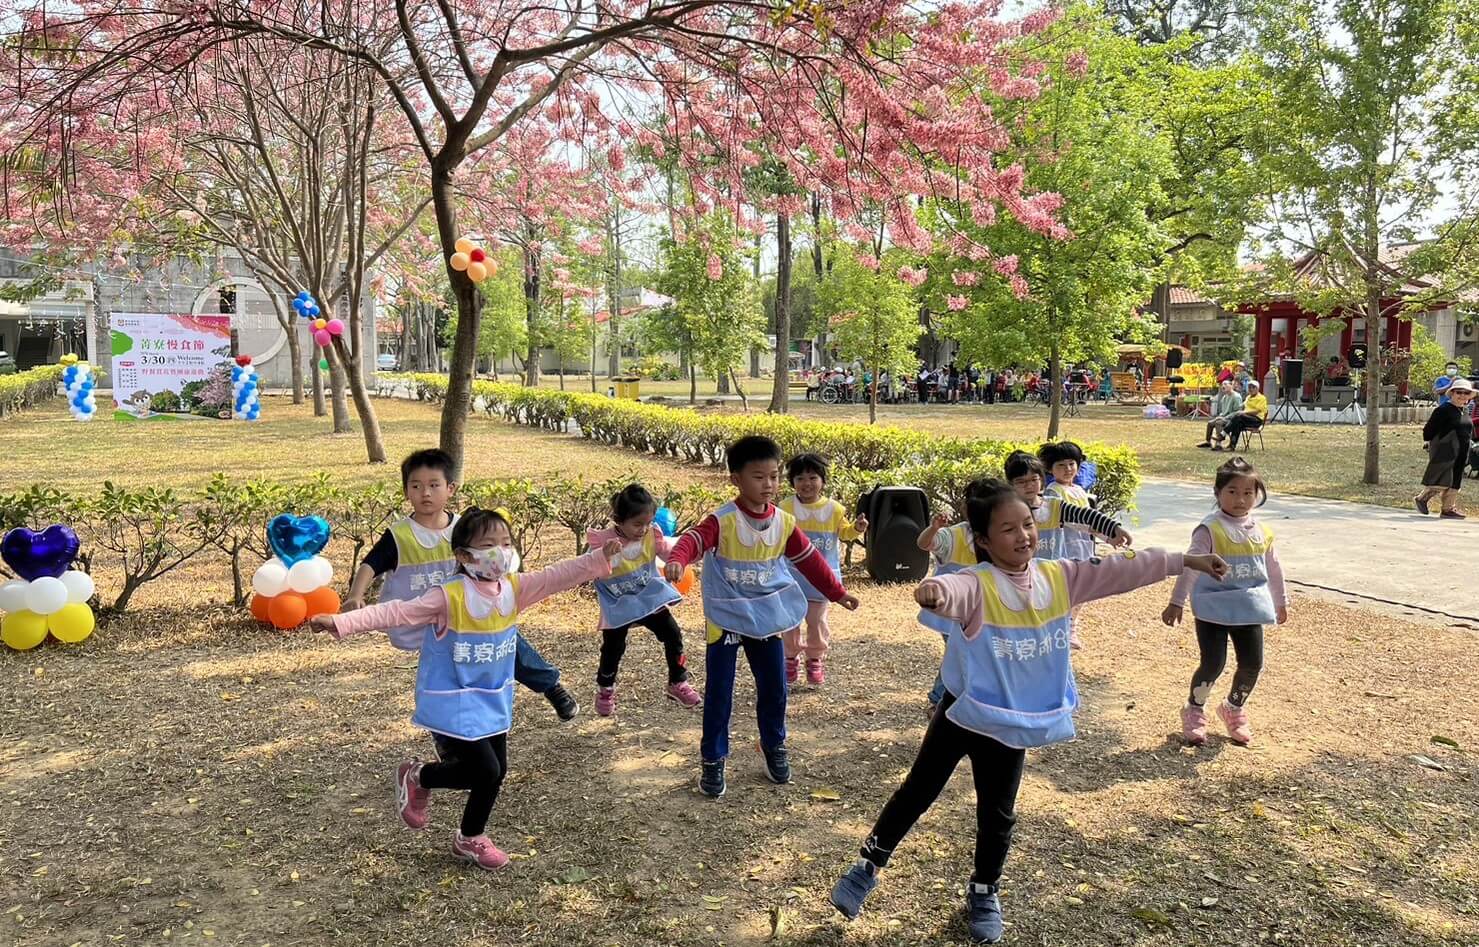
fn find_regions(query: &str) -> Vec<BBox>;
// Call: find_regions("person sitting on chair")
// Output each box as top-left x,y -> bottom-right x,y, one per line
1197,380 -> 1244,449
1217,381 -> 1268,451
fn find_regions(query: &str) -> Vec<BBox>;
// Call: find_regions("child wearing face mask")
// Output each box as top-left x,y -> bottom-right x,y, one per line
314,508 -> 621,870
830,482 -> 1227,943
585,484 -> 702,715
1163,457 -> 1288,747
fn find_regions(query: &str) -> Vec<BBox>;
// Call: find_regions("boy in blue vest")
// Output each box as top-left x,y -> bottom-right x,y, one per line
665,435 -> 860,798
347,449 -> 580,724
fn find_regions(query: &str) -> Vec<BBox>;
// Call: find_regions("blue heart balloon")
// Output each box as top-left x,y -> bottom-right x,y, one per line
654,506 -> 678,537
266,514 -> 330,566
2,525 -> 81,581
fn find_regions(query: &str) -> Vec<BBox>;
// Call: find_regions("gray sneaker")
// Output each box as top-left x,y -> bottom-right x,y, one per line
830,860 -> 879,919
966,881 -> 1003,943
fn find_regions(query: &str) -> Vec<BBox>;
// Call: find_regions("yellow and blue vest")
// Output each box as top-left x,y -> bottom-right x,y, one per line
918,522 -> 978,636
594,528 -> 682,629
783,496 -> 852,603
939,560 -> 1078,748
413,576 -> 521,740
1045,482 -> 1096,560
699,502 -> 809,640
381,515 -> 458,651
1191,514 -> 1277,625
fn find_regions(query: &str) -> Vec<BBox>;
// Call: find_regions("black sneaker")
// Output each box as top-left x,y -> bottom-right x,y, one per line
545,684 -> 579,721
700,759 -> 726,798
762,743 -> 791,784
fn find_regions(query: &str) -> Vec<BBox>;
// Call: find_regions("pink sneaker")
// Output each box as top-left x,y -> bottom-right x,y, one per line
1216,701 -> 1253,745
452,832 -> 509,870
396,760 -> 431,829
806,658 -> 826,685
595,686 -> 617,717
1069,629 -> 1084,650
666,680 -> 701,708
1180,704 -> 1208,746
785,656 -> 799,685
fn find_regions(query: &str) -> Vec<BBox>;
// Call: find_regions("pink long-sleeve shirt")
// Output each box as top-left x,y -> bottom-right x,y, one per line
326,547 -> 613,639
585,524 -> 675,560
920,549 -> 1186,640
1168,512 -> 1286,609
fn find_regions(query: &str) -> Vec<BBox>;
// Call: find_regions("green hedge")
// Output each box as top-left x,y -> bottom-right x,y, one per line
399,373 -> 1140,516
0,365 -> 64,418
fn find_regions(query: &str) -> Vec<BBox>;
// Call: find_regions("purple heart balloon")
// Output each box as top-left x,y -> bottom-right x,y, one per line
1,525 -> 81,581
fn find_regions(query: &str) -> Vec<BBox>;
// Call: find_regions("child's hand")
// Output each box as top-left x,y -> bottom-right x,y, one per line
342,596 -> 365,612
914,583 -> 943,610
853,515 -> 869,534
1185,553 -> 1229,581
837,592 -> 860,611
1110,527 -> 1133,548
930,511 -> 950,530
310,614 -> 337,634
1276,605 -> 1288,625
664,560 -> 684,582
1161,603 -> 1184,627
601,538 -> 623,559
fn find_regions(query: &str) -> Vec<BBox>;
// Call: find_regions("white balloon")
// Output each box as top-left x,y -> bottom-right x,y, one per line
60,570 -> 95,604
24,576 -> 68,616
0,579 -> 29,612
287,559 -> 322,594
252,560 -> 289,597
311,556 -> 333,587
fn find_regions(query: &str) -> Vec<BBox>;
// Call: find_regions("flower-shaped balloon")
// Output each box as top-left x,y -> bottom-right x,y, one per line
291,291 -> 320,321
449,236 -> 496,284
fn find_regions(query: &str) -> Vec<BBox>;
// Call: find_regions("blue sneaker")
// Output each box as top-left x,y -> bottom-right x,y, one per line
830,860 -> 879,919
761,743 -> 791,784
966,882 -> 1003,943
700,759 -> 726,798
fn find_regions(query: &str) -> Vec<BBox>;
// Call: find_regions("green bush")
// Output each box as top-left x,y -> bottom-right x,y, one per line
399,373 -> 1141,515
0,364 -> 65,418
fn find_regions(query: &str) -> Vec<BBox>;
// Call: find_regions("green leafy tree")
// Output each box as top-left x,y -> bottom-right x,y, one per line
819,248 -> 924,423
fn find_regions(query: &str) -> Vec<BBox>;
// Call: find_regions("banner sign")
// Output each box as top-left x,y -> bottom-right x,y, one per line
110,313 -> 233,420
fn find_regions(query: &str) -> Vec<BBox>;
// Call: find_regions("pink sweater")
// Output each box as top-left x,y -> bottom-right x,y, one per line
584,524 -> 675,559
1168,512 -> 1286,609
327,547 -> 613,639
921,549 -> 1186,641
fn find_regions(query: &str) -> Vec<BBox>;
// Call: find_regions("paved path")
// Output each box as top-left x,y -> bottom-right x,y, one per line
1132,478 -> 1479,626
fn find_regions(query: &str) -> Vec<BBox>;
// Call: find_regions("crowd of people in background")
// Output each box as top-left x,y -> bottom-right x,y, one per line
803,361 -> 1112,406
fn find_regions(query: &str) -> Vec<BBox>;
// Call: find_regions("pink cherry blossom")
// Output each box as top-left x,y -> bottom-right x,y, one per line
951,270 -> 979,287
706,253 -> 724,281
898,265 -> 928,287
946,294 -> 970,311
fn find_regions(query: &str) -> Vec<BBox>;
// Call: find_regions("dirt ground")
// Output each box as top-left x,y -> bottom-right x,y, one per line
3,559 -> 1475,947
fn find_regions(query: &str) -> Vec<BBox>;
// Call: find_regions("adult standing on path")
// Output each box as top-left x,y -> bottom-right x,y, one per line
1416,377 -> 1476,519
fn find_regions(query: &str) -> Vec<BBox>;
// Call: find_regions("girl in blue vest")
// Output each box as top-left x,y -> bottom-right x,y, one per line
1163,457 -> 1288,746
586,484 -> 701,716
831,481 -> 1227,942
314,508 -> 620,870
781,453 -> 868,686
916,478 -> 1000,710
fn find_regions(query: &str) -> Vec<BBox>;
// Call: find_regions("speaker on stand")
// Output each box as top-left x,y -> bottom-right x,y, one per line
856,486 -> 932,582
1272,358 -> 1306,423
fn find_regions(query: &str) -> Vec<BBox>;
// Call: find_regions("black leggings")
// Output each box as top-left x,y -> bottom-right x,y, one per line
1189,619 -> 1264,708
421,734 -> 508,837
596,607 -> 688,687
859,694 -> 1026,885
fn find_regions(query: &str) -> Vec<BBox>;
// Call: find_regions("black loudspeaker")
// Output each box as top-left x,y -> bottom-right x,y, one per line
1348,345 -> 1367,369
1281,358 -> 1304,393
856,486 -> 931,583
1166,348 -> 1184,369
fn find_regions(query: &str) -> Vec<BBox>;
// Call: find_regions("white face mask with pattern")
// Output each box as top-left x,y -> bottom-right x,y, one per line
464,546 -> 521,582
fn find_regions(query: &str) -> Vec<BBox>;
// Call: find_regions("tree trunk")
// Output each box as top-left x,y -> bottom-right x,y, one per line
717,372 -> 730,394
312,345 -> 326,416
328,352 -> 352,433
1363,284 -> 1383,484
522,243 -> 541,387
1047,337 -> 1063,440
433,168 -> 479,480
688,348 -> 697,404
730,368 -> 748,411
769,212 -> 792,414
286,326 -> 304,405
810,193 -> 825,279
334,335 -> 387,463
869,371 -> 878,424
606,211 -> 622,379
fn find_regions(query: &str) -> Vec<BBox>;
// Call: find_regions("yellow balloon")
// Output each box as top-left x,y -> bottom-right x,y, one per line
466,261 -> 488,283
313,318 -> 328,330
454,237 -> 475,255
47,603 -> 95,643
2,610 -> 49,651
449,251 -> 470,272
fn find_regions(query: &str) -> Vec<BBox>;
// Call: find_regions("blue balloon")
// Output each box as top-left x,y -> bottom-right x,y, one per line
1075,461 -> 1098,490
653,507 -> 678,537
80,380 -> 94,392
266,513 -> 330,565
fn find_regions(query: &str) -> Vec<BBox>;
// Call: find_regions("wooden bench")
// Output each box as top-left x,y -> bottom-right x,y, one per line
1111,372 -> 1146,403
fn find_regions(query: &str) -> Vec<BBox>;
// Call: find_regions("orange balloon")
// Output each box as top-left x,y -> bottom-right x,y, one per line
250,593 -> 274,623
303,586 -> 341,618
454,237 -> 475,255
268,592 -> 308,629
449,251 -> 470,272
674,565 -> 696,596
466,260 -> 488,283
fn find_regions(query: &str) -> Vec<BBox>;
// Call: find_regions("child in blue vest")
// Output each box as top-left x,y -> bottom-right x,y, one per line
586,484 -> 702,715
1038,441 -> 1096,560
916,478 -> 999,711
315,508 -> 621,869
346,449 -> 581,723
665,435 -> 859,798
781,453 -> 868,686
831,481 -> 1227,942
1163,456 -> 1288,746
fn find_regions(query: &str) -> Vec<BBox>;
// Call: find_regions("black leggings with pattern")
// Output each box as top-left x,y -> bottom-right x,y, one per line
1189,619 -> 1264,708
